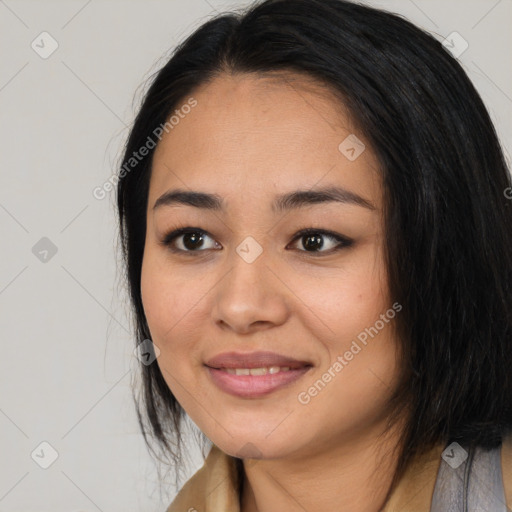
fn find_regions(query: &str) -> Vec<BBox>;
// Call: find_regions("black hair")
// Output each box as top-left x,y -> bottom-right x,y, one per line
116,0 -> 512,499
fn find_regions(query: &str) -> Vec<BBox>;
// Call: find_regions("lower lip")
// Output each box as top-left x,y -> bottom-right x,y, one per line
206,366 -> 312,398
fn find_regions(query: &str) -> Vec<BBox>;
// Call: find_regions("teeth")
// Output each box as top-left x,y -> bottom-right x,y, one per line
224,366 -> 292,375
249,367 -> 267,376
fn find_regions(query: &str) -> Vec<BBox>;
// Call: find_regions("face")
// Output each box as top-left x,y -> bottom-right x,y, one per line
140,72 -> 401,461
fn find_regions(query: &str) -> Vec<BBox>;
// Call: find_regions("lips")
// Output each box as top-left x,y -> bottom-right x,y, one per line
206,365 -> 311,398
204,351 -> 312,370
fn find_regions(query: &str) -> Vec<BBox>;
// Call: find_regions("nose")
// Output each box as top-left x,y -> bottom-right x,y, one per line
211,241 -> 290,334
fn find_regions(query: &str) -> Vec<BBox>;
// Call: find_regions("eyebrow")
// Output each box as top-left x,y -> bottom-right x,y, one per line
152,186 -> 376,213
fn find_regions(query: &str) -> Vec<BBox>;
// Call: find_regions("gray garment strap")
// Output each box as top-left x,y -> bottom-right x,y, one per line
430,442 -> 508,512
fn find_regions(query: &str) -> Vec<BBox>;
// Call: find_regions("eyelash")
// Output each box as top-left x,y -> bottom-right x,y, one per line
160,226 -> 353,256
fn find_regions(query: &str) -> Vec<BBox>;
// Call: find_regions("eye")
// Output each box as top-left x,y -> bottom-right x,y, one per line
287,228 -> 353,254
160,227 -> 353,255
161,227 -> 221,253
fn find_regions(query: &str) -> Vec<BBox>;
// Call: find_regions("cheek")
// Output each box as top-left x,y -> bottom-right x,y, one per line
140,258 -> 172,338
140,273 -> 183,392
141,251 -> 200,340
301,245 -> 397,395
301,245 -> 389,347
296,319 -> 400,443
140,249 -> 212,391
140,257 -> 194,399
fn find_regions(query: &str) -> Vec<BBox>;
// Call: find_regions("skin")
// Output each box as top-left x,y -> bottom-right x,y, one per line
141,72 -> 405,511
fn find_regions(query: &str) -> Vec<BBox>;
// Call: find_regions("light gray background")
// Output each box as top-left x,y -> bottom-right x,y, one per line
1,0 -> 510,510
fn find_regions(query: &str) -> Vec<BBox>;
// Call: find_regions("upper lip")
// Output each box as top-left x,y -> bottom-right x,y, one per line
205,351 -> 312,369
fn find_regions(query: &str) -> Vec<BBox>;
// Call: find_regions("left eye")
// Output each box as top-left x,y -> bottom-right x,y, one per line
288,229 -> 353,254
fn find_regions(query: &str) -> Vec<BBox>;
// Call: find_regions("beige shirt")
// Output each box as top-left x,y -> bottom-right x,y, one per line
167,435 -> 512,511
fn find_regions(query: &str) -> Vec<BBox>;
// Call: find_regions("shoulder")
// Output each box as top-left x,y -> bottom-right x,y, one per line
502,433 -> 512,510
383,434 -> 512,512
166,444 -> 241,512
164,436 -> 512,511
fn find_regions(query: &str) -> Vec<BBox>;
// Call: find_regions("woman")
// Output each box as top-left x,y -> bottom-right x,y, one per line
116,0 -> 512,510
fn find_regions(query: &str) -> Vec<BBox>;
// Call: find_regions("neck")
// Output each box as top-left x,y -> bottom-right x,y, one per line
240,420 -> 404,512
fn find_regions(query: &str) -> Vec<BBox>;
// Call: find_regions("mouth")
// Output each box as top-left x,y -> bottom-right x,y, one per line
205,350 -> 312,369
210,365 -> 307,375
204,351 -> 313,398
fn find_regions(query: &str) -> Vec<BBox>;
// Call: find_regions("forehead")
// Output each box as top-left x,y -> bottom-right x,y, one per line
149,72 -> 382,210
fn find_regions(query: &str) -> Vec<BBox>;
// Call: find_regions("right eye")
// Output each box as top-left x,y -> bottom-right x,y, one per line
161,227 -> 222,253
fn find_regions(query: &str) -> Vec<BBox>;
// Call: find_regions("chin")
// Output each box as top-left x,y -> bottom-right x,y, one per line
207,429 -> 304,461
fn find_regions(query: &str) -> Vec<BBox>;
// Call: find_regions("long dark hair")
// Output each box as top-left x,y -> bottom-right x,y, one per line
116,0 -> 512,495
